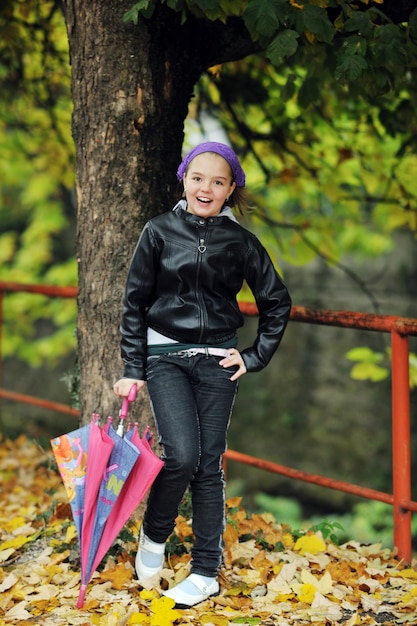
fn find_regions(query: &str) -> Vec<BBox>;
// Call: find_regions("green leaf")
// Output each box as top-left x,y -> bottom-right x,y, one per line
123,0 -> 156,23
345,347 -> 382,364
266,29 -> 299,65
341,34 -> 367,58
310,520 -> 344,544
334,35 -> 368,83
187,0 -> 224,21
346,347 -> 389,383
372,24 -> 407,69
303,4 -> 334,44
351,362 -> 389,382
218,0 -> 245,18
344,13 -> 373,38
335,52 -> 367,81
243,0 -> 287,39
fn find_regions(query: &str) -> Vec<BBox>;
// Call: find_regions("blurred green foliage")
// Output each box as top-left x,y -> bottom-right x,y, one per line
252,492 -> 417,548
0,0 -> 76,365
345,346 -> 417,388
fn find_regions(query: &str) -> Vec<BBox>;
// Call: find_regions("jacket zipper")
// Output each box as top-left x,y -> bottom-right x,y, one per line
198,238 -> 207,253
196,230 -> 207,342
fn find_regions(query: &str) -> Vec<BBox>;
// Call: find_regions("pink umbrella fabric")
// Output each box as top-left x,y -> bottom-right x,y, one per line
51,416 -> 112,553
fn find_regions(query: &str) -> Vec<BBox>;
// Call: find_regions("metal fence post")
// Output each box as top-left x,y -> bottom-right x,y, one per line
391,329 -> 412,563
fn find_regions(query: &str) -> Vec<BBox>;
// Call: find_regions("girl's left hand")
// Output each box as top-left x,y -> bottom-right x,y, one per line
219,348 -> 247,381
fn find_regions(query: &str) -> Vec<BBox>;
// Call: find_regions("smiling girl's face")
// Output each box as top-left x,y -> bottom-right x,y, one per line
183,152 -> 236,218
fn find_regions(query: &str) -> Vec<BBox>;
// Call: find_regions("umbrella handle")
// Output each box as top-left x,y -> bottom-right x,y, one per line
77,584 -> 87,608
117,384 -> 138,435
119,383 -> 137,419
128,383 -> 138,402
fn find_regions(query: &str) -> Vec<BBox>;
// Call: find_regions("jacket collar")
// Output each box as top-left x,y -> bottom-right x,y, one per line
173,199 -> 239,224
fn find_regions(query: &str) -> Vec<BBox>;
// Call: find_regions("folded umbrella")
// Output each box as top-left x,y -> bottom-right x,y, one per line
77,418 -> 140,607
51,385 -> 164,609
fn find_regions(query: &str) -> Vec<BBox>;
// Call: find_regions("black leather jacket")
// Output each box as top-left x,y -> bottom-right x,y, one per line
120,204 -> 291,379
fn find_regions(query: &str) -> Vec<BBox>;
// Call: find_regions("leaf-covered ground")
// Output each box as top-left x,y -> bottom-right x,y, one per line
1,436 -> 417,626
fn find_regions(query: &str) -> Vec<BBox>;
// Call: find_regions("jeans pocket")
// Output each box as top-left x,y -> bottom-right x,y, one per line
146,354 -> 163,378
210,355 -> 239,379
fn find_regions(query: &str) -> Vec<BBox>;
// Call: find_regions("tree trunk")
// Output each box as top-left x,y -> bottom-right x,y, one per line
62,0 -> 185,422
61,0 -> 256,423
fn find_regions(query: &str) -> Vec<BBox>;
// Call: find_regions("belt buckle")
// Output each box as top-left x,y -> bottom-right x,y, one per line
178,349 -> 198,357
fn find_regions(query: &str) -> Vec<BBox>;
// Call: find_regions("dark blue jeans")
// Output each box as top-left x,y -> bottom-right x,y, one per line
143,352 -> 239,577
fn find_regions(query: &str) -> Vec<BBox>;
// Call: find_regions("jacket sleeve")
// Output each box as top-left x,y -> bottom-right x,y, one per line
120,223 -> 158,380
240,237 -> 291,373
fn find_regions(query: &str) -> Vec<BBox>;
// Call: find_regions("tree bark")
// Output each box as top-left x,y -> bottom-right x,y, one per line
61,0 -> 256,423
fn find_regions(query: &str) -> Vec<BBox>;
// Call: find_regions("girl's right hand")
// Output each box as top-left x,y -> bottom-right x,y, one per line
113,378 -> 145,397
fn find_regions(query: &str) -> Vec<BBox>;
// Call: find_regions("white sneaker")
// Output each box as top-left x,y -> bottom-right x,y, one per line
163,573 -> 219,608
135,526 -> 166,583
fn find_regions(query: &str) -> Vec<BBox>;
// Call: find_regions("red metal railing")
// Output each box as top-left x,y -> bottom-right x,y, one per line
0,281 -> 416,561
0,282 -> 78,416
233,302 -> 417,562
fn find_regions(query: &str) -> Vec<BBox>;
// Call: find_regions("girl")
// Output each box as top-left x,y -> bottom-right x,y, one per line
114,141 -> 291,608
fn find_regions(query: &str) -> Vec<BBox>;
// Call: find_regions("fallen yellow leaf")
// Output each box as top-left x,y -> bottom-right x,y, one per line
128,612 -> 151,624
65,523 -> 78,543
401,586 -> 417,604
391,568 -> 417,580
301,569 -> 333,595
140,588 -> 159,601
98,562 -> 133,589
150,596 -> 181,626
294,582 -> 316,604
294,533 -> 326,555
0,535 -> 32,552
199,613 -> 230,625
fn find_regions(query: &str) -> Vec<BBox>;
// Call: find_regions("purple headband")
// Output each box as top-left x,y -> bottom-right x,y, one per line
177,141 -> 246,187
